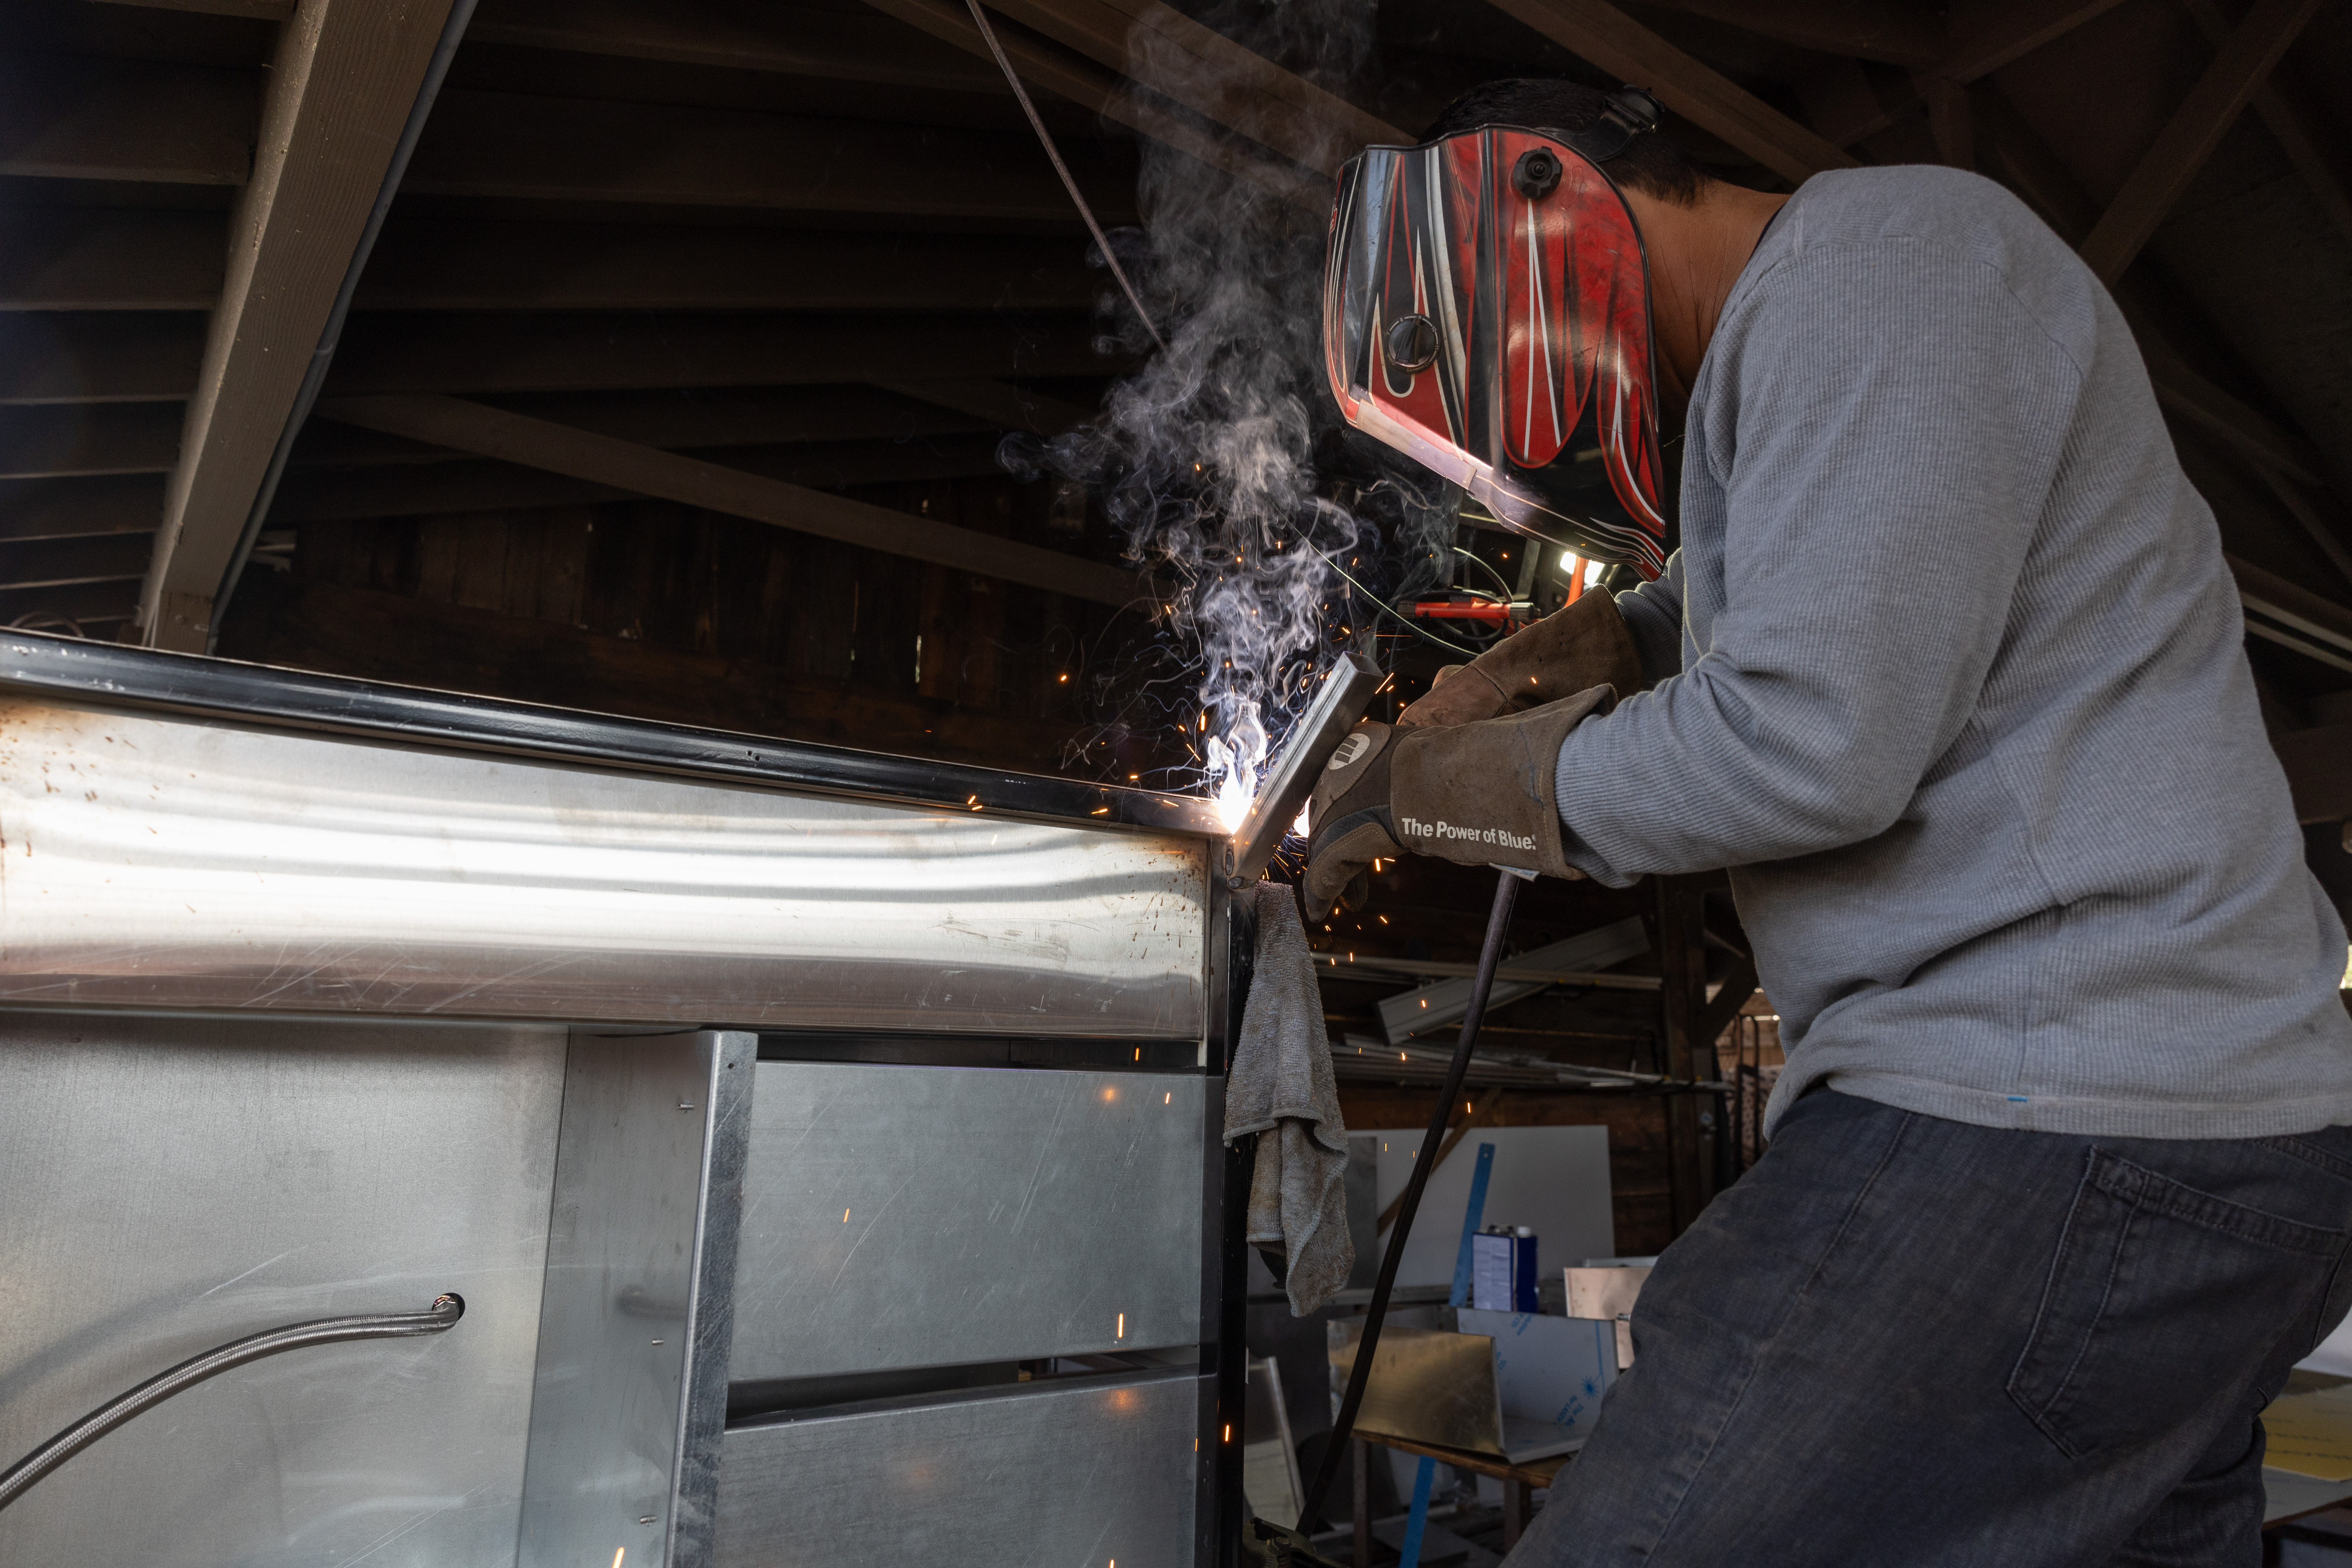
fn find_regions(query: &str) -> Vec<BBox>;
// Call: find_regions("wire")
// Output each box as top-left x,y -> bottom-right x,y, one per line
1316,550 -> 1483,658
965,1 -> 1168,353
1451,545 -> 1515,599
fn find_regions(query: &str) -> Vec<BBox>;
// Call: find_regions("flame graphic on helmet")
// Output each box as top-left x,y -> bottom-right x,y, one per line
1323,126 -> 1668,578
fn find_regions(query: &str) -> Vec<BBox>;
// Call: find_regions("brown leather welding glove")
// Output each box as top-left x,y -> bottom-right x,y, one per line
1303,686 -> 1615,920
1396,588 -> 1642,729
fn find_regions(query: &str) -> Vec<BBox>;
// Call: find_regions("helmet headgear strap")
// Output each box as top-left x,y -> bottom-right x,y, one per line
1563,85 -> 1663,166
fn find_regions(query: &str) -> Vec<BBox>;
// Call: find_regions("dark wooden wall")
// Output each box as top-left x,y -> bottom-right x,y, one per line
218,472 -> 1180,778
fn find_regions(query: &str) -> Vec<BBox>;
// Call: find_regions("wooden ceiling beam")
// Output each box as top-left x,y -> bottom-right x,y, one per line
322,312 -> 1118,398
1805,3 -> 2135,152
0,313 -> 207,405
6,213 -> 1105,315
978,0 -> 1403,172
271,437 -> 1022,525
0,404 -> 183,479
877,379 -> 1096,437
140,0 -> 467,651
290,387 -> 1001,468
1645,0 -> 1942,67
1938,0 -> 2135,84
403,88 -> 1141,224
2076,0 -> 2331,285
0,476 -> 165,543
857,0 -> 1325,210
0,578 -> 142,630
1975,99 -> 2282,481
0,50 -> 254,185
465,0 -> 1004,92
0,210 -> 227,312
1483,0 -> 1860,183
0,532 -> 154,592
2179,0 -> 2352,251
313,394 -> 1145,606
80,0 -> 292,20
352,222 -> 1099,314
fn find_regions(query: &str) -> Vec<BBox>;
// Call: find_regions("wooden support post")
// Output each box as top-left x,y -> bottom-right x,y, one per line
1655,874 -> 1711,1234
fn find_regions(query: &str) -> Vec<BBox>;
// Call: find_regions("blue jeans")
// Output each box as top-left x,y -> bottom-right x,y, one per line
1508,1090 -> 2352,1566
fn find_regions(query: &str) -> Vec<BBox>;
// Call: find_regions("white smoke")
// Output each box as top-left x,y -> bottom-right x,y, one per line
1010,0 -> 1451,828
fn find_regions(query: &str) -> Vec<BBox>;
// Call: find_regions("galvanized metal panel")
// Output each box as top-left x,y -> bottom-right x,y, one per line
714,1372 -> 1200,1566
519,1030 -> 755,1568
0,1009 -> 565,1568
0,698 -> 1208,1035
731,1063 -> 1206,1379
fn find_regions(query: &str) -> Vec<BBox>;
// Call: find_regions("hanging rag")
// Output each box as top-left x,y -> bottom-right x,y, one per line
1224,880 -> 1353,1316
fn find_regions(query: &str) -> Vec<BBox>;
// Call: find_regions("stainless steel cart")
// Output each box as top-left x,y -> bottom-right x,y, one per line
0,630 -> 1257,1568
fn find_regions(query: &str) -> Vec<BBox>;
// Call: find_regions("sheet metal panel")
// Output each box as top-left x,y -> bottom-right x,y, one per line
0,1010 -> 565,1567
0,698 -> 1207,1034
714,1372 -> 1200,1566
520,1031 -> 754,1568
731,1062 -> 1206,1378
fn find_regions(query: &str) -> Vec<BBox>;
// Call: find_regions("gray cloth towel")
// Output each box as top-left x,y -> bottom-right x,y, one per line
1223,880 -> 1352,1316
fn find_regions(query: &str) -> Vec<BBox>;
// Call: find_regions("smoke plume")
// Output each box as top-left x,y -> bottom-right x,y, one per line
1009,0 -> 1452,827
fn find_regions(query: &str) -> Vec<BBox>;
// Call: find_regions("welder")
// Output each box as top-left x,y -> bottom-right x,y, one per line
1306,78 -> 2352,1565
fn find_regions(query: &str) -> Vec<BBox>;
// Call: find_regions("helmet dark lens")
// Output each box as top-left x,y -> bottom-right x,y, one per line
1384,314 -> 1440,372
1512,148 -> 1563,199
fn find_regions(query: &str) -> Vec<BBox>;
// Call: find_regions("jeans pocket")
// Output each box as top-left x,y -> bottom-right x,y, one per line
2007,1147 -> 2346,1460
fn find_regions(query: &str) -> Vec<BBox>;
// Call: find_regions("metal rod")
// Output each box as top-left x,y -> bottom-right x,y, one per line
1224,650 -> 1383,888
0,1294 -> 465,1512
964,0 -> 1166,352
1297,869 -> 1523,1527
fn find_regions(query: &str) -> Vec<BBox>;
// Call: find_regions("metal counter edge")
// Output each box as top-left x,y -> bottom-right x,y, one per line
0,631 -> 1227,837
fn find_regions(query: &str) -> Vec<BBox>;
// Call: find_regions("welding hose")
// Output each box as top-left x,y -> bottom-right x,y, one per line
1296,869 -> 1524,1527
0,1293 -> 464,1513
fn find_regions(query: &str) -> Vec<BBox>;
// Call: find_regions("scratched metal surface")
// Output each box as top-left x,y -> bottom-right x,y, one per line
730,1062 -> 1206,1377
0,698 -> 1208,1034
0,1009 -> 564,1567
714,1371 -> 1200,1566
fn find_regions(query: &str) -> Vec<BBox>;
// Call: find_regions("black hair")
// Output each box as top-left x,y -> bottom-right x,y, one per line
1420,79 -> 1709,206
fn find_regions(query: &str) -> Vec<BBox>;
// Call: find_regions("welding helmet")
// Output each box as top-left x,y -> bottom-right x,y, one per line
1322,87 -> 1670,578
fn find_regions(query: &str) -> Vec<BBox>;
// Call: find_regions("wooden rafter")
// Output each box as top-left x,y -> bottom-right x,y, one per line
136,0 -> 465,652
1484,0 -> 1859,183
1648,0 -> 1941,67
348,224 -> 1102,314
1938,0 -> 2135,84
1806,1 -> 2135,151
1977,90 -> 2352,586
82,0 -> 292,18
2076,0 -> 2332,285
877,379 -> 1097,438
981,0 -> 1405,172
402,91 -> 1145,226
2179,0 -> 2352,250
860,0 -> 1325,209
319,313 -> 1121,398
0,51 -> 254,185
313,395 -> 1149,608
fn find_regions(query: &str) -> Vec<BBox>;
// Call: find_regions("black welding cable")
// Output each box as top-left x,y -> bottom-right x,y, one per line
965,1 -> 1169,353
1296,867 -> 1525,1528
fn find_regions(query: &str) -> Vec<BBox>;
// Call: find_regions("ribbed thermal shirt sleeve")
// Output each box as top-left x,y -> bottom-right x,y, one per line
1612,553 -> 1686,688
1555,241 -> 2084,884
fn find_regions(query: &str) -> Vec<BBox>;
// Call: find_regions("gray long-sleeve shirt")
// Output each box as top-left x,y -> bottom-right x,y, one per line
1554,166 -> 2352,1139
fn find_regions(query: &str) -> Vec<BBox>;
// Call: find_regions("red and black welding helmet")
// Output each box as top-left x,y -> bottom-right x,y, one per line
1322,88 -> 1670,578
